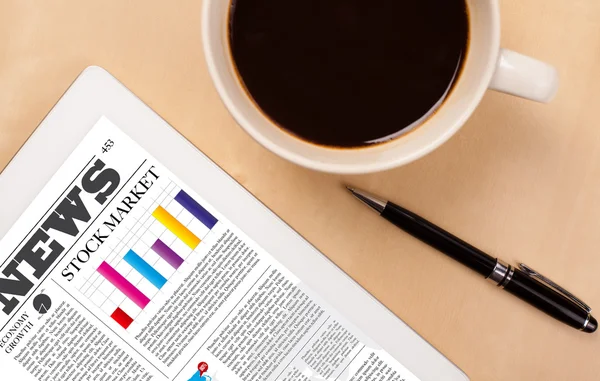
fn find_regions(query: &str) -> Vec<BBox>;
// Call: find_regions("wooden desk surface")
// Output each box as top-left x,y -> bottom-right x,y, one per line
1,1 -> 599,380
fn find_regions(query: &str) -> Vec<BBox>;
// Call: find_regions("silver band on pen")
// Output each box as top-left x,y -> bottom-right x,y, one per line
487,259 -> 513,288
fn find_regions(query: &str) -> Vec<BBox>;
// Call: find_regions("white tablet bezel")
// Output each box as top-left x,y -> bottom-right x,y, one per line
0,66 -> 468,381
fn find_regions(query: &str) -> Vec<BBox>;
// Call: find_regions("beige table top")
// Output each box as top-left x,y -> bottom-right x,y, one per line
1,1 -> 599,380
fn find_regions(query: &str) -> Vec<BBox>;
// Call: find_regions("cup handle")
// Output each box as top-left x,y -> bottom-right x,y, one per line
488,48 -> 559,103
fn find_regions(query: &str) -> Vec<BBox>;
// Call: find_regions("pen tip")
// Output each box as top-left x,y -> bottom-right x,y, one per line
344,186 -> 387,214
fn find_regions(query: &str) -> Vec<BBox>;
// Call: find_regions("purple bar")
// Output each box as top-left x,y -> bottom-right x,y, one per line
151,239 -> 184,269
174,190 -> 218,229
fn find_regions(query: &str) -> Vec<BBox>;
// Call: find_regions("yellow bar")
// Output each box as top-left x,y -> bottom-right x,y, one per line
152,206 -> 200,249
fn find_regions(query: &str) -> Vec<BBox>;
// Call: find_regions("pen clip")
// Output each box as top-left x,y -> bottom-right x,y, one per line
519,263 -> 592,314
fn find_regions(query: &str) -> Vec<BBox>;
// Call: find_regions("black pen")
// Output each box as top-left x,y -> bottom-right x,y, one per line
347,187 -> 597,333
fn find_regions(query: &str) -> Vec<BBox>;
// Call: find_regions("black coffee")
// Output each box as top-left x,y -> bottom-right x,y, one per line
229,0 -> 469,148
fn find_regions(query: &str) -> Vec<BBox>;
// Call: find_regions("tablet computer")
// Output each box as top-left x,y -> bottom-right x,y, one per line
0,66 -> 468,381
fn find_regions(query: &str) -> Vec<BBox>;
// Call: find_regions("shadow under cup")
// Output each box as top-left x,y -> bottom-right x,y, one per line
203,0 -> 500,173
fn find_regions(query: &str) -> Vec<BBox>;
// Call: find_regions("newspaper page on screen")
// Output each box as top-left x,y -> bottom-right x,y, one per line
0,117 -> 419,381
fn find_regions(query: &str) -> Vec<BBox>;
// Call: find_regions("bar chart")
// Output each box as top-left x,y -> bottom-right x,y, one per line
78,179 -> 219,330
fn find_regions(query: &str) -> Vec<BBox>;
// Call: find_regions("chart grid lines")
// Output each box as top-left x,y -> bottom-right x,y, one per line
77,178 -> 219,330
79,180 -> 179,301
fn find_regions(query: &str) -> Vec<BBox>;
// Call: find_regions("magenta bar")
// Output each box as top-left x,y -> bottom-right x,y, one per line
97,261 -> 150,309
151,239 -> 184,269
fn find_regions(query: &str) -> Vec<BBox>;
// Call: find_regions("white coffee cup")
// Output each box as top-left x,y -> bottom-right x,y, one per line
202,0 -> 559,174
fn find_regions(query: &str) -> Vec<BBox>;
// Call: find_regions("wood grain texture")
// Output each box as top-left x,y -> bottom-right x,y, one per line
1,1 -> 599,379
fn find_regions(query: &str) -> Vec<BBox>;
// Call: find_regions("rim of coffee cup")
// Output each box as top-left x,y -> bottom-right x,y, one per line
202,0 -> 500,174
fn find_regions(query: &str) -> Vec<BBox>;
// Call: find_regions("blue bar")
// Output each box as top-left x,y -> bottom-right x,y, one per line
175,190 -> 218,229
124,250 -> 167,289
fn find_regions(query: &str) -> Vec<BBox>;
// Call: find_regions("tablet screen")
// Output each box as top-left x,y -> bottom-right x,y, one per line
0,116 -> 420,381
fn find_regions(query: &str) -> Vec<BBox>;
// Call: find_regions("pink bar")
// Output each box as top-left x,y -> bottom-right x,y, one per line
97,261 -> 150,309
